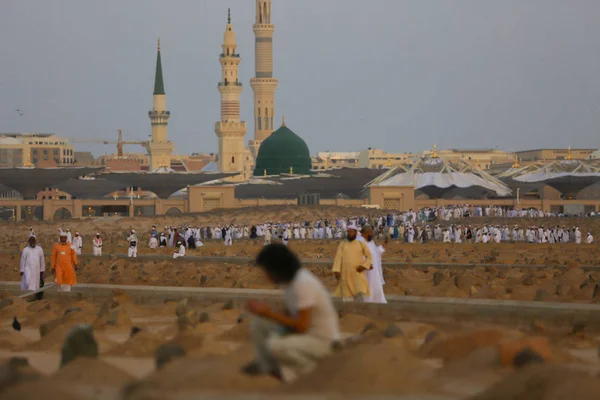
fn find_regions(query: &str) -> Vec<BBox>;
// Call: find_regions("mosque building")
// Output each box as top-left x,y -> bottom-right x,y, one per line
212,0 -> 311,178
253,118 -> 312,176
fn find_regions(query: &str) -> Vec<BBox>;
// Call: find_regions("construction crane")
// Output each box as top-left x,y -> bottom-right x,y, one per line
70,129 -> 148,157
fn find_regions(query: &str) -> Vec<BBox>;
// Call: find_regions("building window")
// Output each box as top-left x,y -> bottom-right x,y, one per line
265,108 -> 269,130
257,108 -> 262,130
231,156 -> 235,164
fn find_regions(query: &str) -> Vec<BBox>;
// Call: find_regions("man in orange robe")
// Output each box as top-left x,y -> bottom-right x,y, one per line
52,232 -> 78,292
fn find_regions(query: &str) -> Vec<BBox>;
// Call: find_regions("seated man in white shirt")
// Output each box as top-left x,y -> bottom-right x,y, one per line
173,240 -> 186,259
242,244 -> 340,383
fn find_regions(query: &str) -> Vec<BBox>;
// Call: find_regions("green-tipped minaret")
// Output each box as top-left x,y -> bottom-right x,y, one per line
153,38 -> 165,95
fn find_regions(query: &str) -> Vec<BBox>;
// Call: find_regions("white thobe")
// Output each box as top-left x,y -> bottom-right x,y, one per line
575,230 -> 582,244
364,241 -> 386,304
72,236 -> 82,255
93,238 -> 103,256
20,246 -> 45,291
173,244 -> 186,259
586,235 -> 594,244
442,231 -> 450,243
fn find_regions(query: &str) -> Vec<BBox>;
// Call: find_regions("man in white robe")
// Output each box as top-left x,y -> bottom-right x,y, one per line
93,233 -> 103,256
66,229 -> 72,244
173,241 -> 186,259
442,229 -> 451,243
575,228 -> 582,244
128,230 -> 138,258
362,226 -> 386,304
586,233 -> 594,244
264,228 -> 272,246
20,236 -> 45,291
71,232 -> 83,255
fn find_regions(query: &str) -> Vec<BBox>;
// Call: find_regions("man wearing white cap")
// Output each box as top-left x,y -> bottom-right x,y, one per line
52,232 -> 78,292
93,233 -> 103,256
361,226 -> 386,304
20,235 -> 45,291
72,232 -> 83,255
586,232 -> 594,244
128,229 -> 138,258
332,223 -> 372,302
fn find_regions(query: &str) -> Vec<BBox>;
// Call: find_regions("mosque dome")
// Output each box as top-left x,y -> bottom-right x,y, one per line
253,121 -> 312,176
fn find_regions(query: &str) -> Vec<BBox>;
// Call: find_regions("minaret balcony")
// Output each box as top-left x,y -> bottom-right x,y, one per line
218,82 -> 243,87
148,111 -> 171,117
220,53 -> 240,58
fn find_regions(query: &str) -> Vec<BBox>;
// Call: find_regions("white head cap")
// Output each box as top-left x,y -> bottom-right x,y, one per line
131,229 -> 136,233
59,232 -> 67,238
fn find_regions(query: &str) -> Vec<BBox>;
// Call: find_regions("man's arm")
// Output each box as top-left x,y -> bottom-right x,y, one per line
248,301 -> 312,334
332,242 -> 343,280
71,248 -> 79,270
19,248 -> 26,276
39,248 -> 45,273
357,241 -> 373,272
51,245 -> 57,272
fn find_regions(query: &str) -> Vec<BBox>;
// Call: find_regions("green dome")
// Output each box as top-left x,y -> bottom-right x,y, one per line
253,123 -> 312,176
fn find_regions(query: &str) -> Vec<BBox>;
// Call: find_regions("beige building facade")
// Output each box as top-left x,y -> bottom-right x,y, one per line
358,148 -> 421,169
516,148 -> 596,162
3,185 -> 599,222
0,133 -> 75,167
215,11 -> 248,174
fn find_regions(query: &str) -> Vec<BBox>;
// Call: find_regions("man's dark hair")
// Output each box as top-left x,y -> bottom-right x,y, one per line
256,244 -> 301,284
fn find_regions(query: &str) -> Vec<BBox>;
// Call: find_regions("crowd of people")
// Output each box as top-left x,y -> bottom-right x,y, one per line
14,204 -> 600,385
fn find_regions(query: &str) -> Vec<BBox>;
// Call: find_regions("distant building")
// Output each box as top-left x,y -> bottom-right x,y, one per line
358,148 -> 420,169
312,152 -> 359,170
0,133 -> 75,167
516,148 -> 595,162
422,147 -> 514,170
74,151 -> 95,166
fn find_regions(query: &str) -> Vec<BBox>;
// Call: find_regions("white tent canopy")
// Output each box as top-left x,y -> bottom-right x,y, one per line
514,160 -> 600,183
370,158 -> 512,197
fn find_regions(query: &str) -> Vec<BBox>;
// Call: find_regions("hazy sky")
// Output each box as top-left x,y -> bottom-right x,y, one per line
1,0 -> 599,156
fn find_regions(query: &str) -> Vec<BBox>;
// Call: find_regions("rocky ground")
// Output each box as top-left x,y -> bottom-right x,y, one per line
1,291 -> 600,399
1,206 -> 600,398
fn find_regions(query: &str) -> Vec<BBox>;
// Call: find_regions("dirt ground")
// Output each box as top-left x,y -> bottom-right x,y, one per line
1,207 -> 600,398
1,292 -> 600,399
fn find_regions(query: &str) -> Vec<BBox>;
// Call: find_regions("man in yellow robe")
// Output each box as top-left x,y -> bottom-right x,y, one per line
52,232 -> 78,292
332,224 -> 372,301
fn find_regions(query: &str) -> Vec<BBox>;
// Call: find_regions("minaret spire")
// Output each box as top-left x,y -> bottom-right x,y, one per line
154,38 -> 165,95
148,39 -> 172,171
215,9 -> 247,173
249,0 -> 279,159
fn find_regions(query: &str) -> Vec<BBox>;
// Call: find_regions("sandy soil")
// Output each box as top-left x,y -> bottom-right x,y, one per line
1,241 -> 600,302
1,292 -> 600,399
1,207 -> 600,398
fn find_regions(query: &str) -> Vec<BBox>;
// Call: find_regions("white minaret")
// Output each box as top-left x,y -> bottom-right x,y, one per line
148,39 -> 173,171
249,0 -> 279,158
215,9 -> 247,173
